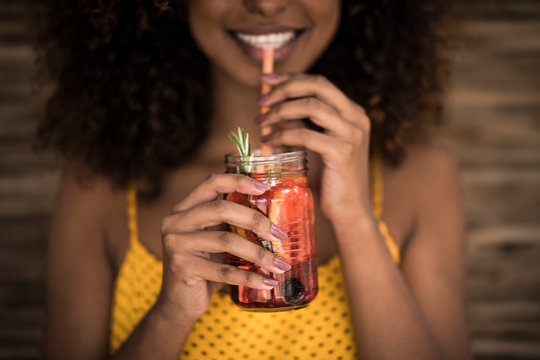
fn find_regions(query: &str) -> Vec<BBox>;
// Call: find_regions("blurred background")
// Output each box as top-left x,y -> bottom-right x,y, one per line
0,0 -> 539,359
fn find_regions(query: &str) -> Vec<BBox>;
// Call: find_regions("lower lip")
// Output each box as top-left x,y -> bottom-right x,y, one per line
231,33 -> 302,63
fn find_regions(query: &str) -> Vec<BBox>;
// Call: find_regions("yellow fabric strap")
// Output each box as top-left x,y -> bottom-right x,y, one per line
371,152 -> 401,264
127,180 -> 138,248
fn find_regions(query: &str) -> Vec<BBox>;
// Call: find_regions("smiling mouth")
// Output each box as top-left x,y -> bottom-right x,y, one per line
227,28 -> 305,62
233,30 -> 298,49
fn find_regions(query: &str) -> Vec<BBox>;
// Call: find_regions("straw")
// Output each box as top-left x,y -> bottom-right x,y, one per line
261,48 -> 274,156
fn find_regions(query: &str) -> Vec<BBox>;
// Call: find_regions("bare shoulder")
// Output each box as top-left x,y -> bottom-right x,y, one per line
45,166 -> 128,358
401,144 -> 459,182
53,164 -> 126,264
392,143 -> 465,255
391,143 -> 462,205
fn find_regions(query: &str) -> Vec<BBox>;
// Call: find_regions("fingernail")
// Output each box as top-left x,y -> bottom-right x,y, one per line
257,94 -> 270,104
263,278 -> 279,287
260,73 -> 278,79
271,224 -> 288,240
261,134 -> 271,143
253,181 -> 271,191
254,114 -> 266,124
274,257 -> 291,271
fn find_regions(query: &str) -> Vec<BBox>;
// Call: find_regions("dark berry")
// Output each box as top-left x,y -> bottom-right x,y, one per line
281,277 -> 305,305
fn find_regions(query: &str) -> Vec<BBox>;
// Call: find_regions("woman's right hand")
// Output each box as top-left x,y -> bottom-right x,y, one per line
156,173 -> 291,323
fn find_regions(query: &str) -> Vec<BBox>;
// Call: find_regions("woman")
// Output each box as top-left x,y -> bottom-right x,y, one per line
37,0 -> 470,359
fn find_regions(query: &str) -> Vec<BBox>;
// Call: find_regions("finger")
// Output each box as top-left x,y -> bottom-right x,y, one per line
186,256 -> 279,290
264,128 -> 350,164
173,174 -> 270,212
259,74 -> 353,117
162,200 -> 288,243
170,231 -> 291,274
257,97 -> 356,139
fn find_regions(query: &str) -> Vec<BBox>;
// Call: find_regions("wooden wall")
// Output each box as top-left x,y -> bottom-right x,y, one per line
0,0 -> 539,359
444,1 -> 540,359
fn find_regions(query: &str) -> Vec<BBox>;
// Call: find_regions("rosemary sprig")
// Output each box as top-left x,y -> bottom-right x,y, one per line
229,127 -> 254,173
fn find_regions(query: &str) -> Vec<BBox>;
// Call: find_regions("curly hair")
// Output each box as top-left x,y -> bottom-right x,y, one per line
34,0 -> 452,197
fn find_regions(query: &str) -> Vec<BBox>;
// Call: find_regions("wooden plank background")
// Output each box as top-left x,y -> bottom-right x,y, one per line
0,0 -> 539,359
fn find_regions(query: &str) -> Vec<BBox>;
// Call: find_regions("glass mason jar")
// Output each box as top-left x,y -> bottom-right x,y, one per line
225,148 -> 318,311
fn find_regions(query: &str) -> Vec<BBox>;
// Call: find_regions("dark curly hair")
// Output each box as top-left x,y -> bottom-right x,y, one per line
34,0 -> 452,197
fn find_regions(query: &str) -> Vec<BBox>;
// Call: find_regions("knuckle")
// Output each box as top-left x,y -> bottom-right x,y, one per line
160,217 -> 171,236
218,265 -> 232,281
206,172 -> 219,185
211,200 -> 229,215
340,143 -> 355,158
313,74 -> 327,86
257,246 -> 269,262
298,129 -> 310,143
272,103 -> 284,118
233,173 -> 247,186
162,234 -> 176,252
303,97 -> 318,109
251,211 -> 266,226
353,129 -> 366,144
244,271 -> 255,286
169,253 -> 187,274
217,232 -> 233,248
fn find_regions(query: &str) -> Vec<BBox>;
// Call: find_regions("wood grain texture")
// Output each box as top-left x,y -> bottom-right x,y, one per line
0,0 -> 539,358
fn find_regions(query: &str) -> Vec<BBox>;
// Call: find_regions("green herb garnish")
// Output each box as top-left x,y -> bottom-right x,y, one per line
229,127 -> 254,173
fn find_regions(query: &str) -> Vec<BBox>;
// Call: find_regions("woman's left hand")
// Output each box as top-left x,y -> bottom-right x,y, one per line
257,73 -> 374,227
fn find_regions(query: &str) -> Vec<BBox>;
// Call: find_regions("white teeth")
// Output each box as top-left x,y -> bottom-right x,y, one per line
235,31 -> 295,49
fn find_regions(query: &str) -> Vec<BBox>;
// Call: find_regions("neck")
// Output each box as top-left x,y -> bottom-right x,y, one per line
210,66 -> 264,151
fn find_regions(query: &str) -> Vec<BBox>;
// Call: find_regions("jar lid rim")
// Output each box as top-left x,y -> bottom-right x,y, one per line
225,147 -> 305,163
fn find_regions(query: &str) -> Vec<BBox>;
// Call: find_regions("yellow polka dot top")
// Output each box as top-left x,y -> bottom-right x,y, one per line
109,154 -> 400,359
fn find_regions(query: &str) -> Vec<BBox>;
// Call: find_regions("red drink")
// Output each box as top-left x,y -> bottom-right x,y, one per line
225,149 -> 318,311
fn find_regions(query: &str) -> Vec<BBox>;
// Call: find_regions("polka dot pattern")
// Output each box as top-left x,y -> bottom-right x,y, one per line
110,247 -> 362,359
110,154 -> 400,358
